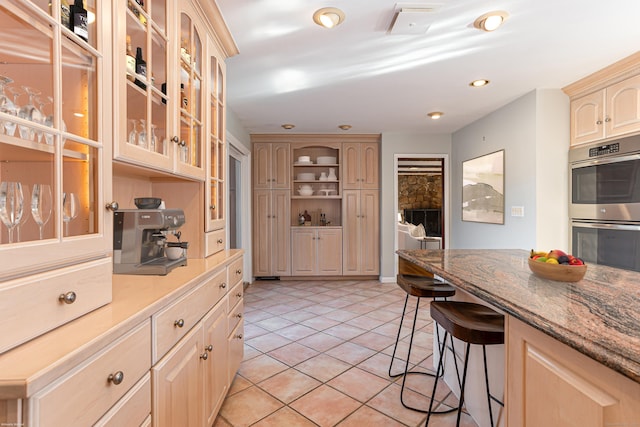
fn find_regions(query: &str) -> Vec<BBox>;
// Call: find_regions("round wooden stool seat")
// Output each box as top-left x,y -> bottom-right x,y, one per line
396,274 -> 456,298
430,301 -> 504,345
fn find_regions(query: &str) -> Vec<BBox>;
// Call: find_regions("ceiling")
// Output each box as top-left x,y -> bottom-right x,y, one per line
215,0 -> 640,135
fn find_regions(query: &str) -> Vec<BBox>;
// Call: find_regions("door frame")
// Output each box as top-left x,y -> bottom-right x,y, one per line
226,133 -> 251,283
393,153 -> 450,277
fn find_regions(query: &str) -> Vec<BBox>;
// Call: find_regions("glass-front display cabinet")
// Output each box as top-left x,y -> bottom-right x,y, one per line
207,46 -> 225,232
0,0 -> 109,280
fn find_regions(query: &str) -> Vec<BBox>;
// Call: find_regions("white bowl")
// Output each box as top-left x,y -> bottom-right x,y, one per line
298,188 -> 314,196
297,156 -> 311,163
297,172 -> 315,181
317,156 -> 336,164
165,247 -> 185,260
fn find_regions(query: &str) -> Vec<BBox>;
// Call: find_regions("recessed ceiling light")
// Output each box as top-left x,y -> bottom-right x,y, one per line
473,11 -> 509,32
427,112 -> 443,120
281,124 -> 295,130
313,7 -> 345,29
338,124 -> 352,130
470,79 -> 490,87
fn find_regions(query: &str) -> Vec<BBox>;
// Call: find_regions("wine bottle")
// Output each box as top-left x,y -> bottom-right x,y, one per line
126,36 -> 136,82
135,47 -> 147,90
137,0 -> 147,25
61,0 -> 70,28
69,0 -> 88,41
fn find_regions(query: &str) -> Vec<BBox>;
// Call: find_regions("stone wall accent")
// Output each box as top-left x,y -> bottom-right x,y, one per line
398,174 -> 443,212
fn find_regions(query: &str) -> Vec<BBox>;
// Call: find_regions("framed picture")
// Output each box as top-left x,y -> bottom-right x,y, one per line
462,150 -> 504,224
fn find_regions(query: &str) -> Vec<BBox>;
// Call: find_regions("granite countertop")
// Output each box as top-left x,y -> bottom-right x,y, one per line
397,248 -> 640,383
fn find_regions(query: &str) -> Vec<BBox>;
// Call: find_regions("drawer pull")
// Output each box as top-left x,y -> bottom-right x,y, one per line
217,238 -> 223,244
236,292 -> 242,298
108,371 -> 124,385
58,291 -> 77,305
200,351 -> 209,360
234,334 -> 243,340
174,319 -> 185,328
236,269 -> 242,275
220,282 -> 227,289
236,313 -> 243,319
205,344 -> 213,352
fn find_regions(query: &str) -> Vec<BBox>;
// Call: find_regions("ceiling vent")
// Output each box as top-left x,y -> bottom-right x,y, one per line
389,4 -> 441,35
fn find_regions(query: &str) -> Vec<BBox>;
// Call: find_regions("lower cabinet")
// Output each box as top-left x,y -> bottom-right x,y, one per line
343,190 -> 379,275
507,316 -> 640,426
291,227 -> 343,276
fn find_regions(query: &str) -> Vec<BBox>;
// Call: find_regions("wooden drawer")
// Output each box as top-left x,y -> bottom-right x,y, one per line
32,320 -> 151,427
94,372 -> 151,427
0,258 -> 112,354
228,319 -> 244,384
228,281 -> 243,312
205,229 -> 225,257
228,256 -> 243,287
153,268 -> 227,361
228,299 -> 244,335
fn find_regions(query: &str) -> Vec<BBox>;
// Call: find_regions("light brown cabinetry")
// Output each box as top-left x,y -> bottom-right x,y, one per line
291,227 -> 343,276
343,190 -> 379,275
253,142 -> 290,189
343,142 -> 379,189
564,52 -> 640,146
253,189 -> 290,277
507,316 -> 640,426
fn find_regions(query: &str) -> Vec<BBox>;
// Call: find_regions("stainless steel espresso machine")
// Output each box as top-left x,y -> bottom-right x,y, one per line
113,209 -> 189,275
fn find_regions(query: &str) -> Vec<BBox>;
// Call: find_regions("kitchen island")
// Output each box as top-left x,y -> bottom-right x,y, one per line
398,249 -> 640,427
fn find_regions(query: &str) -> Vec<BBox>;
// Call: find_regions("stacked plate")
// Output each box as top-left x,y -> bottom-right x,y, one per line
317,156 -> 336,164
297,172 -> 315,181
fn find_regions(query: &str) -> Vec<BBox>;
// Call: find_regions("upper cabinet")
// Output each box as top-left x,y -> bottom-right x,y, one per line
253,142 -> 290,189
564,52 -> 640,146
0,0 -> 112,280
343,141 -> 379,189
113,0 -> 206,181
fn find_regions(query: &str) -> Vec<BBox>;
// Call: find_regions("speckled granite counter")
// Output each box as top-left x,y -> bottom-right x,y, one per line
397,249 -> 640,383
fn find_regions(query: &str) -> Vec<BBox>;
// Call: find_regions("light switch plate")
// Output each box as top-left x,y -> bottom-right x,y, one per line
511,206 -> 524,217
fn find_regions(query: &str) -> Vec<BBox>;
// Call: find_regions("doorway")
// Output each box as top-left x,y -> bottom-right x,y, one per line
227,136 -> 251,280
395,155 -> 447,274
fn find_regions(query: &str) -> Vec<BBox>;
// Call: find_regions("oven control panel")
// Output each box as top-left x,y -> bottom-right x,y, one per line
589,142 -> 619,157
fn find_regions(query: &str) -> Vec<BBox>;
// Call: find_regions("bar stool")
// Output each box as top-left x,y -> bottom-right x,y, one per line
426,301 -> 505,427
388,274 -> 458,413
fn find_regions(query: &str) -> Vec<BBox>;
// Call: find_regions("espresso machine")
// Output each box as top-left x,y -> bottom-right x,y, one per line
113,209 -> 189,275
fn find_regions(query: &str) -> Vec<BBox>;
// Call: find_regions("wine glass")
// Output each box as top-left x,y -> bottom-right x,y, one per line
62,192 -> 79,237
138,119 -> 147,149
3,83 -> 20,137
150,123 -> 158,152
38,97 -> 54,145
18,86 -> 42,141
0,182 -> 24,244
128,119 -> 138,145
15,184 -> 30,242
31,184 -> 53,240
0,75 -> 15,135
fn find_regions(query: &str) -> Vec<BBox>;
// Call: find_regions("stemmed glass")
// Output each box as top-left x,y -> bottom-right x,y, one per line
0,182 -> 24,244
31,184 -> 53,240
2,81 -> 19,137
138,119 -> 147,149
37,97 -> 53,145
18,86 -> 42,141
128,119 -> 138,145
62,192 -> 79,237
0,75 -> 15,135
150,123 -> 158,152
15,184 -> 30,242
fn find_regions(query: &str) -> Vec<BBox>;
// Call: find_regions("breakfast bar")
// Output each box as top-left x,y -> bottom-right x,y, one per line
397,248 -> 640,426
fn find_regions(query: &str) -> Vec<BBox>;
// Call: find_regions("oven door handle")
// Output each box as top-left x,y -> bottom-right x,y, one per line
571,152 -> 640,168
572,221 -> 640,231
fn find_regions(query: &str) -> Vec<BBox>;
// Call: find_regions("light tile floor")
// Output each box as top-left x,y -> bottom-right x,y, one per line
214,279 -> 480,427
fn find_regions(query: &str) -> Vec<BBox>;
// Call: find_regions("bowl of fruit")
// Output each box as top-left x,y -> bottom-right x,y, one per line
528,249 -> 587,282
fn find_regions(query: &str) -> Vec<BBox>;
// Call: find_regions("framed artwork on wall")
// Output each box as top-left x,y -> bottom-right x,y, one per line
462,150 -> 504,224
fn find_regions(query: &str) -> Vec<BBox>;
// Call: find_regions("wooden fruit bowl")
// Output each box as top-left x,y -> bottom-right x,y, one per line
528,258 -> 587,282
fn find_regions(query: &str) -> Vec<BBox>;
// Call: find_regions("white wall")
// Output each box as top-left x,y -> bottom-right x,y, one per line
379,132 -> 452,281
450,89 -> 569,250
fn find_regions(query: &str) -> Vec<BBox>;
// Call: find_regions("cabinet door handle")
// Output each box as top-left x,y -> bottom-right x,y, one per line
217,238 -> 223,244
58,291 -> 77,304
174,319 -> 185,328
234,334 -> 243,340
596,119 -> 603,125
236,292 -> 243,298
210,205 -> 215,210
220,282 -> 227,289
200,352 -> 209,360
105,201 -> 119,211
205,344 -> 213,352
236,313 -> 243,319
236,269 -> 242,275
108,371 -> 124,385
171,136 -> 179,143
605,117 -> 611,123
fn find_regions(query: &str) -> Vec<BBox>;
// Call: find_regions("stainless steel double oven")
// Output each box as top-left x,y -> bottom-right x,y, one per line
569,135 -> 640,272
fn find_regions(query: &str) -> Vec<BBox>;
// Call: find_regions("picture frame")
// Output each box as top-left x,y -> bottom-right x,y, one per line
462,150 -> 504,224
